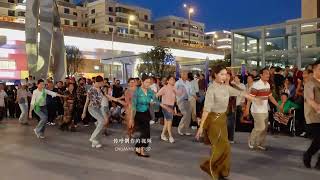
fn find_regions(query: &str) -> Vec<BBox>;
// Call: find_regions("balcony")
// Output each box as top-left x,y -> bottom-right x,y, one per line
0,2 -> 15,9
61,13 -> 77,21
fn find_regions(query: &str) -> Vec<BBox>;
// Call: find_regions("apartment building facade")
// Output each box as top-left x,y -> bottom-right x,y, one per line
85,0 -> 154,39
205,30 -> 231,51
154,16 -> 205,46
0,0 -> 87,28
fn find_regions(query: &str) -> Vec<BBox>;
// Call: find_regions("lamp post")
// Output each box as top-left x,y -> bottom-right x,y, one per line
183,4 -> 194,46
128,15 -> 136,38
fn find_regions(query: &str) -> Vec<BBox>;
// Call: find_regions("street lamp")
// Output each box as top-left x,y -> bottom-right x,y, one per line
183,4 -> 194,46
128,15 -> 136,38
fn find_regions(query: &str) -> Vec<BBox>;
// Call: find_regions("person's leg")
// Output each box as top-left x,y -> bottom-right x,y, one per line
249,113 -> 264,147
34,107 -> 48,136
178,101 -> 191,134
0,106 -> 4,121
304,124 -> 320,168
227,112 -> 235,142
189,96 -> 197,123
257,113 -> 269,147
88,107 -> 105,146
18,103 -> 28,124
161,120 -> 168,138
167,120 -> 173,137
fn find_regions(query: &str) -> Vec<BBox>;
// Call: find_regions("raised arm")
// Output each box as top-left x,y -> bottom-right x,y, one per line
81,93 -> 90,119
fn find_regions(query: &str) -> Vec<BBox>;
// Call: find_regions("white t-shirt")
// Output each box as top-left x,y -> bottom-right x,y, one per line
250,79 -> 271,114
30,89 -> 57,107
0,90 -> 8,107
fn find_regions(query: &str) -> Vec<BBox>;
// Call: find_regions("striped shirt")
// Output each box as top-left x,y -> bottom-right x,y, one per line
250,79 -> 271,113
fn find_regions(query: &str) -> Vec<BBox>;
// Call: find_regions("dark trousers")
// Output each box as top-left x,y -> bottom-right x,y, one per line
305,123 -> 320,158
47,103 -> 57,123
227,111 -> 236,141
0,107 -> 5,121
7,100 -> 16,118
134,111 -> 151,148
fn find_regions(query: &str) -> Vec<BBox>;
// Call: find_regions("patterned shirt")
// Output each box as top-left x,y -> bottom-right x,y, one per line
250,79 -> 272,113
76,85 -> 87,109
88,87 -> 103,108
132,87 -> 159,112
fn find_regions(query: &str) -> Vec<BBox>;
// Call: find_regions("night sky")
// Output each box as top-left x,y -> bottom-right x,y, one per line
76,0 -> 301,31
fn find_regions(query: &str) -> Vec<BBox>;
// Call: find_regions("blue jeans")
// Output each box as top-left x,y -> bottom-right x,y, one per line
18,103 -> 28,124
89,106 -> 105,142
34,106 -> 48,135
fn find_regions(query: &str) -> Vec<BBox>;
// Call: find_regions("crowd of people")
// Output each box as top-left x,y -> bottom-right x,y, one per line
0,62 -> 320,180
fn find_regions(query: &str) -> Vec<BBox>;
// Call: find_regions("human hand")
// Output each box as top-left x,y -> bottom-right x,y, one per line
195,128 -> 203,141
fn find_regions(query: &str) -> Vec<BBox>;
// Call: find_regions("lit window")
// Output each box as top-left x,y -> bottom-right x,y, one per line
0,61 -> 16,70
94,66 -> 100,70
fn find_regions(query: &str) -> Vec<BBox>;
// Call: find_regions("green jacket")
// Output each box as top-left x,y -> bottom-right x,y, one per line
277,100 -> 300,114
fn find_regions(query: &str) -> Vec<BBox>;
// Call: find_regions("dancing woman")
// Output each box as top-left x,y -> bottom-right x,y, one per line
129,75 -> 172,158
29,79 -> 65,139
123,78 -> 137,137
156,75 -> 182,143
81,76 -> 120,148
195,65 -> 259,179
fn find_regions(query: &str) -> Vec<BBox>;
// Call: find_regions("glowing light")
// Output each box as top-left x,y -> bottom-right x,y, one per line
189,8 -> 194,14
128,15 -> 136,21
16,5 -> 26,11
217,38 -> 231,42
0,28 -> 224,60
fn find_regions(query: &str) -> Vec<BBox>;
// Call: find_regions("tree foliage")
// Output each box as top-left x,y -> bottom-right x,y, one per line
137,46 -> 175,78
65,46 -> 82,76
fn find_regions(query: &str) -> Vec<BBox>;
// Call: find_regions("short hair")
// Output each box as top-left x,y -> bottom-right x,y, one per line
37,79 -> 44,84
187,72 -> 194,81
128,78 -> 135,83
141,74 -> 150,82
96,75 -> 104,82
211,65 -> 226,79
275,67 -> 282,73
312,60 -> 320,69
167,75 -> 175,81
259,68 -> 269,75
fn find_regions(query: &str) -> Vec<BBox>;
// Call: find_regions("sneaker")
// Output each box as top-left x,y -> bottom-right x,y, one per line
300,132 -> 307,137
177,129 -> 184,136
229,141 -> 235,144
50,122 -> 56,126
191,126 -> 198,130
39,135 -> 45,139
257,146 -> 267,151
33,129 -> 40,138
169,137 -> 175,143
91,140 -> 102,148
248,140 -> 254,149
46,122 -> 51,125
150,120 -> 155,125
83,124 -> 89,127
185,132 -> 192,136
161,134 -> 168,141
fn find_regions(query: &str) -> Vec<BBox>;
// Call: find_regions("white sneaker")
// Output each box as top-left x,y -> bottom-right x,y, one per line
34,129 -> 40,138
50,122 -> 56,126
91,140 -> 102,148
161,134 -> 168,141
257,145 -> 267,151
185,132 -> 192,136
169,137 -> 175,143
248,140 -> 254,149
229,141 -> 235,144
191,126 -> 197,130
177,129 -> 184,136
150,120 -> 155,125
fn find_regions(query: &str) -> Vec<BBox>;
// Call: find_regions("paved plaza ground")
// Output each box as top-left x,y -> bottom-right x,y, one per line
0,119 -> 319,180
